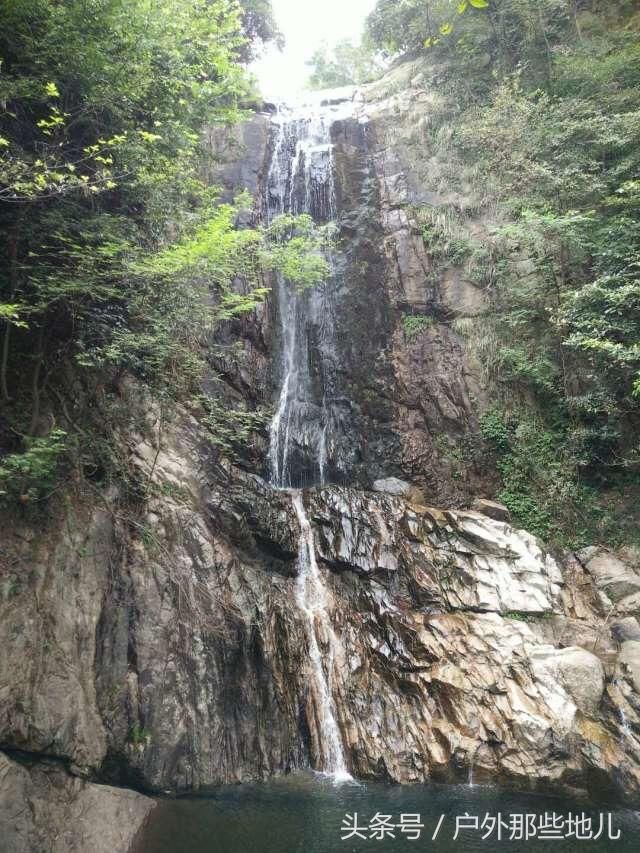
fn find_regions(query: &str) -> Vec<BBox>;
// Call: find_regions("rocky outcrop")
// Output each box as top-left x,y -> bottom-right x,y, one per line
577,547 -> 640,616
472,498 -> 511,523
0,752 -> 153,853
2,404 -> 639,804
202,80 -> 498,506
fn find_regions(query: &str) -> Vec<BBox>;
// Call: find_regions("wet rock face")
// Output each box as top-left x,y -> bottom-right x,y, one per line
204,112 -> 270,205
2,411 -> 639,804
328,110 -> 496,504
208,91 -> 497,506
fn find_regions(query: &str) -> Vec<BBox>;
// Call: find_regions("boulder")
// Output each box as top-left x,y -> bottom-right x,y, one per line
529,646 -> 605,716
619,641 -> 640,693
373,477 -> 412,496
611,617 -> 640,643
0,752 -> 154,853
471,498 -> 511,523
577,547 -> 640,603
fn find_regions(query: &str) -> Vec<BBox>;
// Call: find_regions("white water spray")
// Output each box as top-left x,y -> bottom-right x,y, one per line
292,492 -> 351,781
265,96 -> 353,488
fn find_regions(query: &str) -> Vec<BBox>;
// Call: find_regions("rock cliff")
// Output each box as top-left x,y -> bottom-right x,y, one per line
1,68 -> 640,852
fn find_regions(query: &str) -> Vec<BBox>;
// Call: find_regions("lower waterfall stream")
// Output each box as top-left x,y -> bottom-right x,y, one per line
291,492 -> 351,781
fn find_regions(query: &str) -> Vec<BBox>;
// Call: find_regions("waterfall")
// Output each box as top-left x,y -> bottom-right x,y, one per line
292,492 -> 351,780
264,96 -> 354,780
612,679 -> 633,739
265,97 -> 351,489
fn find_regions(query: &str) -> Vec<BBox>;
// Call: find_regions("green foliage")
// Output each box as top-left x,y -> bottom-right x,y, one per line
0,303 -> 27,327
504,610 -> 552,622
261,214 -> 333,292
0,428 -> 67,504
0,0 -> 283,503
385,1 -> 640,545
403,314 -> 434,340
0,0 -> 251,202
458,28 -> 640,468
479,408 -> 510,452
237,0 -> 283,60
367,0 -> 491,61
418,212 -> 475,265
562,216 -> 640,396
480,408 -> 603,546
200,396 -> 268,453
128,723 -> 152,746
75,204 -> 329,395
0,0 -> 256,409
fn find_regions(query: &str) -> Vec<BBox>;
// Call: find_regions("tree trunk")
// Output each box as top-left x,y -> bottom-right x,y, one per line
1,208 -> 27,402
1,228 -> 19,402
28,325 -> 46,436
0,322 -> 11,402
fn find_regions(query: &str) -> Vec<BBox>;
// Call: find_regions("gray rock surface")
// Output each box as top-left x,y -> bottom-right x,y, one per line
0,752 -> 154,853
578,547 -> 640,609
373,477 -> 413,496
619,642 -> 640,693
472,498 -> 512,523
1,411 -> 638,801
612,617 -> 640,643
528,646 -> 605,716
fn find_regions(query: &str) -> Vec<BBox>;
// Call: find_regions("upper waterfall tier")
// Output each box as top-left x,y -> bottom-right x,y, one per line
266,98 -> 358,489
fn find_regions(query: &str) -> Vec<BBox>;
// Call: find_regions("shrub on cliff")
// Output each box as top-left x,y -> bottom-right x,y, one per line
367,0 -> 640,546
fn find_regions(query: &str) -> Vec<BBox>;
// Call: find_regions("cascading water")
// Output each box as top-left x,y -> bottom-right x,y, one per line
264,94 -> 355,780
612,679 -> 633,740
265,96 -> 352,490
292,492 -> 351,781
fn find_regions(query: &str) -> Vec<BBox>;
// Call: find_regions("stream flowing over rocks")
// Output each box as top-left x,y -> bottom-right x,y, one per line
2,71 -> 640,852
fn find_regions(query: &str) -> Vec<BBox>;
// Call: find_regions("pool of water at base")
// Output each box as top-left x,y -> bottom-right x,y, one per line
135,773 -> 640,853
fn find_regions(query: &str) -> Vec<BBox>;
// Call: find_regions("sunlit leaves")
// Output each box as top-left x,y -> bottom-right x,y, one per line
137,131 -> 163,144
97,194 -> 334,394
368,0 -> 490,58
0,0 -> 253,201
0,303 -> 28,328
134,201 -> 330,294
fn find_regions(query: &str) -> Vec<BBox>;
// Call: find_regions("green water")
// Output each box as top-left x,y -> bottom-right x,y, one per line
136,774 -> 640,853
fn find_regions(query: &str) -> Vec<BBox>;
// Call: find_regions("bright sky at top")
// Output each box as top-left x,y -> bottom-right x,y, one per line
250,0 -> 378,100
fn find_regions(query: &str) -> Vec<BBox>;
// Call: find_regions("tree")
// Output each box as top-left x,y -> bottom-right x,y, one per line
237,0 -> 284,60
306,39 -> 383,90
